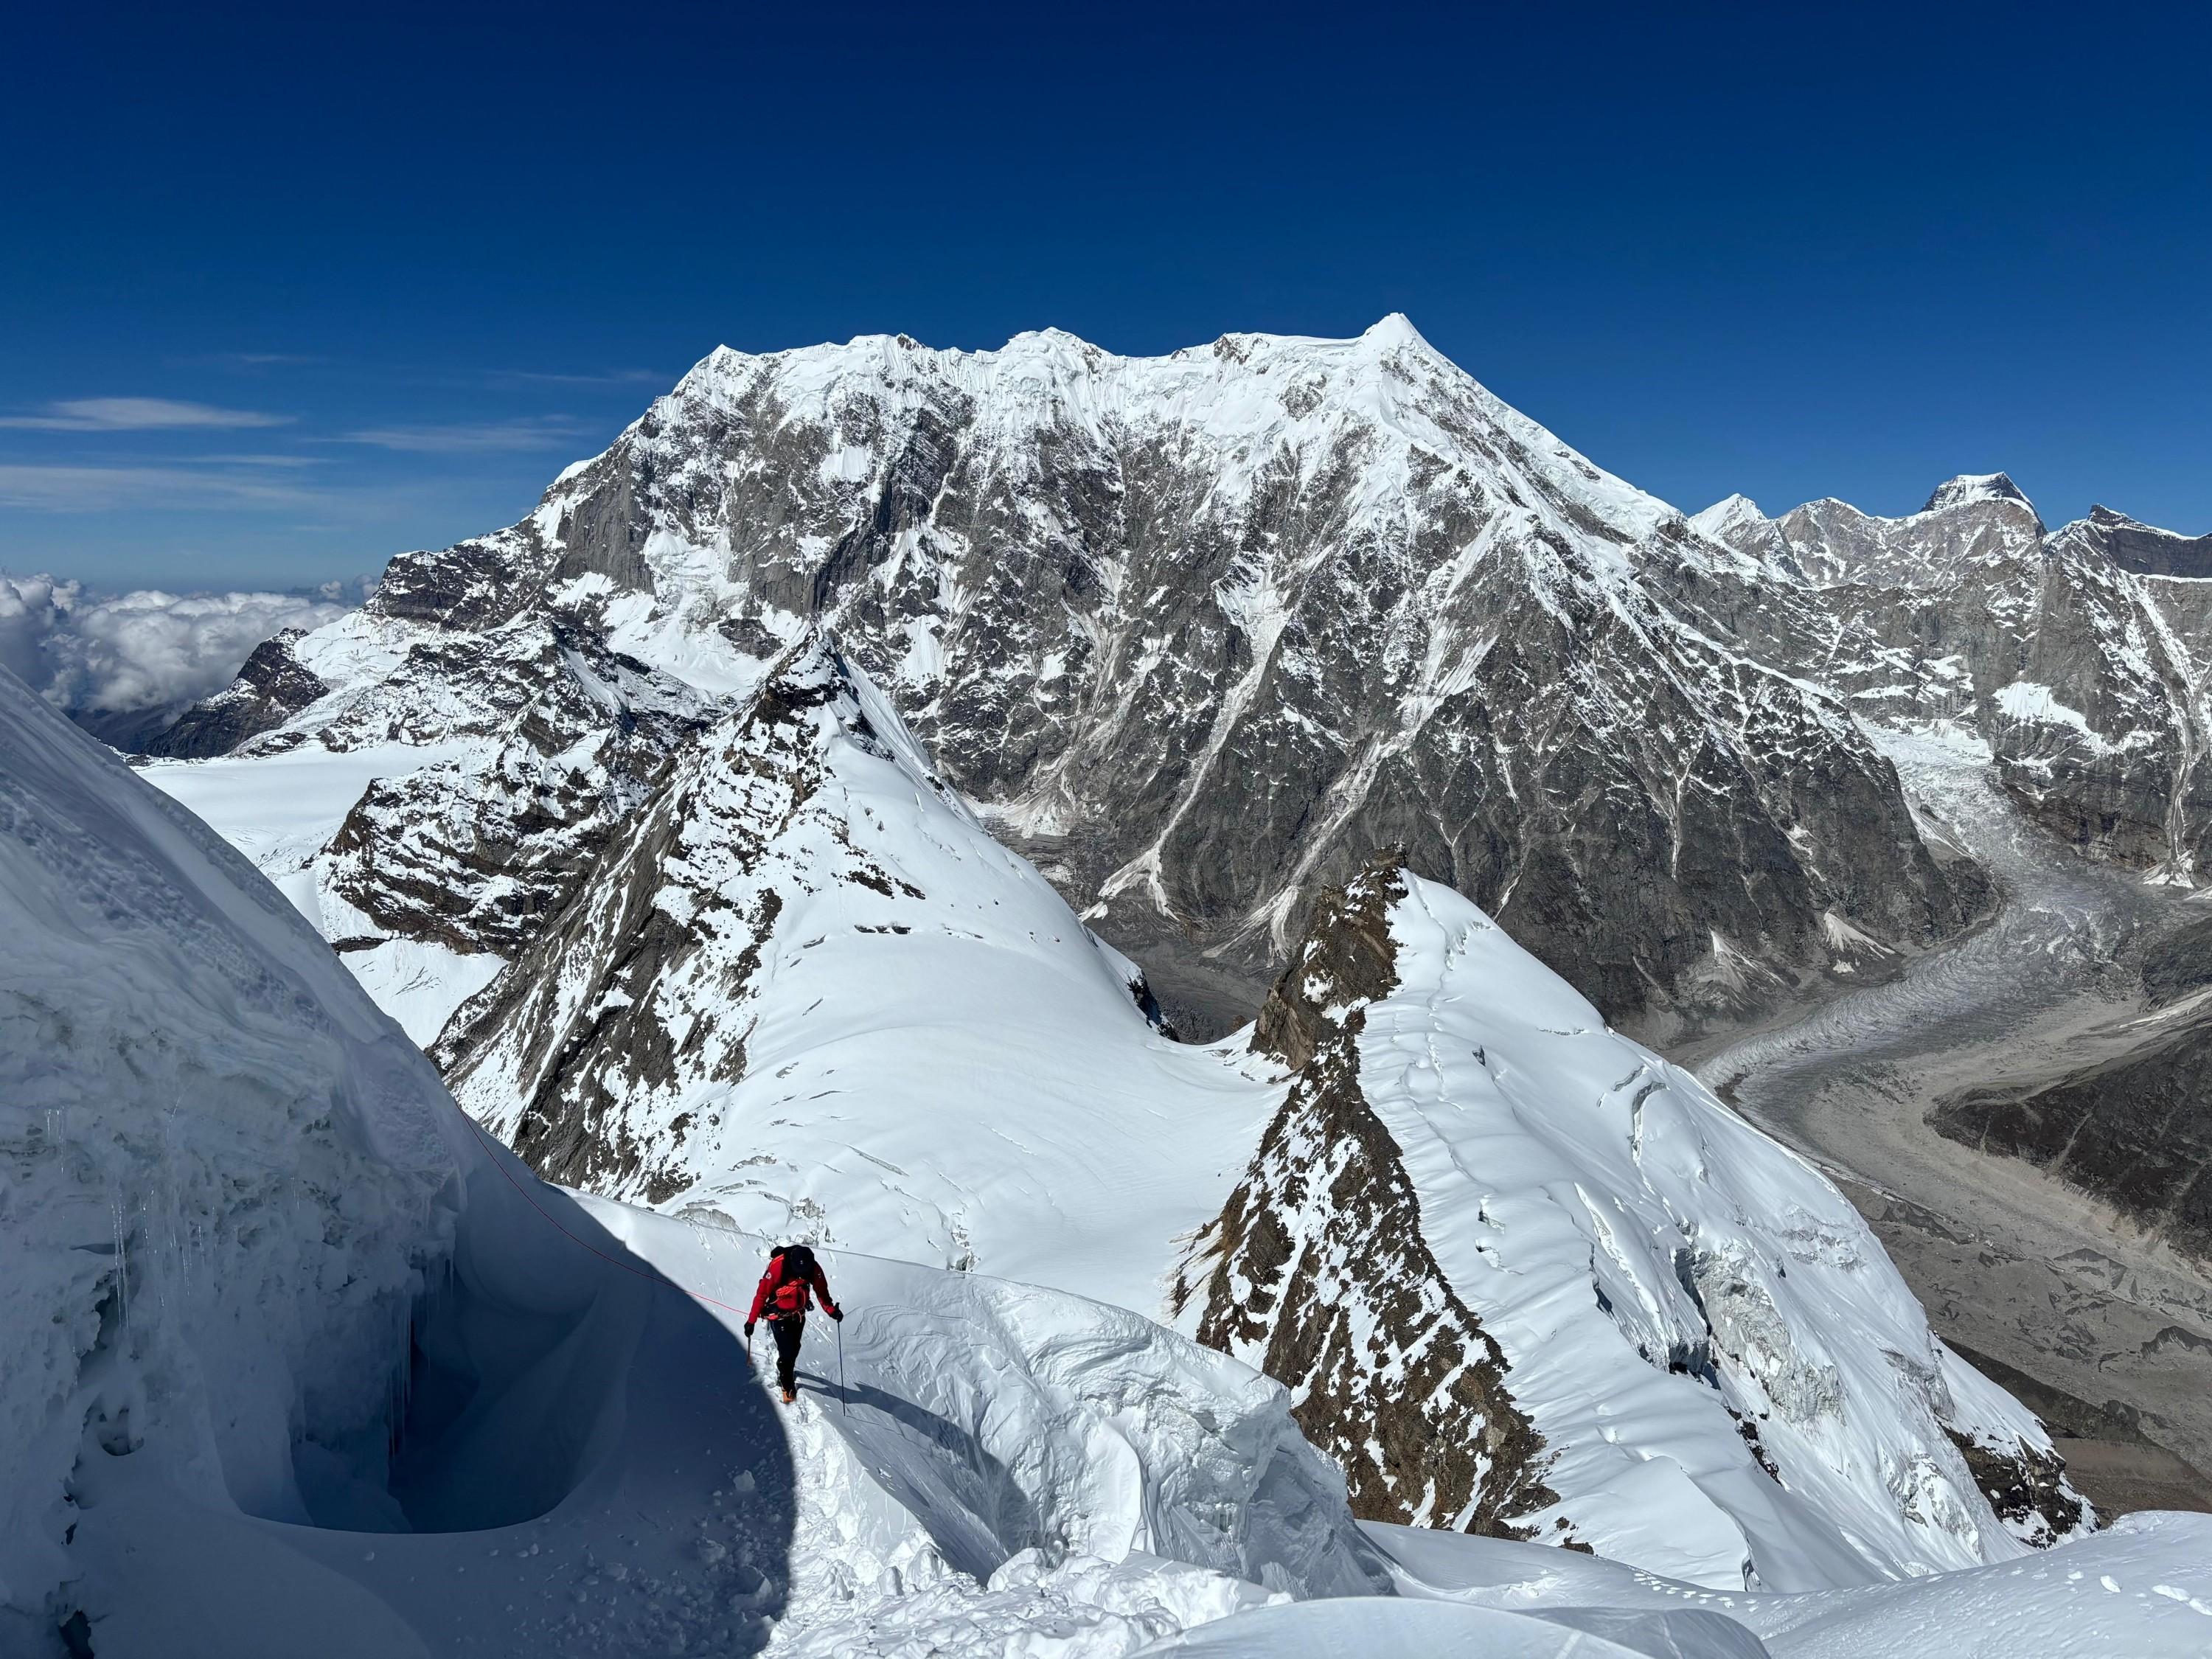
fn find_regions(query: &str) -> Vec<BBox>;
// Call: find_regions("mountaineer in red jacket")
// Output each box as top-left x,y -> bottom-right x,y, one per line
745,1242 -> 841,1404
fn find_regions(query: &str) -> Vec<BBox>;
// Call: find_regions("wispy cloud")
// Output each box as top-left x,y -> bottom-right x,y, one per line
490,367 -> 672,389
0,397 -> 293,432
173,351 -> 328,371
333,415 -> 595,453
190,453 -> 327,468
0,465 -> 325,511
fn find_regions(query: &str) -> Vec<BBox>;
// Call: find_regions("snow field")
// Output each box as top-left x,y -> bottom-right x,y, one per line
141,627 -> 2091,1603
10,641 -> 2212,1657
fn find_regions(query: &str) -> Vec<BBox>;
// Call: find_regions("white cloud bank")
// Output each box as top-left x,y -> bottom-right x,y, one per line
0,574 -> 355,736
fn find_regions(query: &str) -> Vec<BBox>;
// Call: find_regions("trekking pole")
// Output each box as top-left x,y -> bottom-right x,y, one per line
836,1316 -> 849,1416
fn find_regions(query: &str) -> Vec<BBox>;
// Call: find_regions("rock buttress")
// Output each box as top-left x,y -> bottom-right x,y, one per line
1183,852 -> 1563,1539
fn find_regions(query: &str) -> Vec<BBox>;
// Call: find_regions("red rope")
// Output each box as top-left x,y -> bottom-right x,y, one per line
459,1113 -> 757,1324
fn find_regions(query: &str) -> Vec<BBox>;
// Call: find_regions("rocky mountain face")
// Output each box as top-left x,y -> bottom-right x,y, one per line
144,319 -> 1981,1047
2084,506 -> 2212,579
1691,484 -> 2212,1266
137,627 -> 329,759
1695,478 -> 2212,878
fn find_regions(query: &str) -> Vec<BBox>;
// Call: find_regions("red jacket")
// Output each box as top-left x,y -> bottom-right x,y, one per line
748,1251 -> 838,1323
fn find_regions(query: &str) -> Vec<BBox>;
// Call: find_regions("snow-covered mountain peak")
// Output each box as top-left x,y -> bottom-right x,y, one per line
612,316 -> 1659,539
148,313 -> 1986,1048
1923,471 -> 2036,517
1689,493 -> 1766,537
1734,473 -> 2046,591
1360,310 -> 1430,349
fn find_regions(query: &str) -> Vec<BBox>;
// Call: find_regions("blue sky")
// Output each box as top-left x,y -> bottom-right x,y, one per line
4,1 -> 2207,591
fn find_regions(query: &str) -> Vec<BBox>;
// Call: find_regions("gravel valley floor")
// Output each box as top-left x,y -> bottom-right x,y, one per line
1687,728 -> 2212,1515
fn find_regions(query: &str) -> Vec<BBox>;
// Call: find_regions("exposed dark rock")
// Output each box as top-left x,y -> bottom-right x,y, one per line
372,529 -> 552,631
2141,912 -> 2212,1007
138,630 -> 328,759
1186,852 -> 1561,1537
2084,506 -> 2212,579
316,626 -> 700,967
1944,1426 -> 2086,1540
1932,1022 -> 2212,1266
434,641 -> 878,1202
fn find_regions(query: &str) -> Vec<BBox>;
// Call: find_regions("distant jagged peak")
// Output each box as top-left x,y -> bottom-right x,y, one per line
2081,502 -> 2210,541
1773,476 -> 2038,531
1922,471 -> 2037,519
2059,503 -> 2212,577
672,316 -> 1446,397
1688,493 -> 1767,536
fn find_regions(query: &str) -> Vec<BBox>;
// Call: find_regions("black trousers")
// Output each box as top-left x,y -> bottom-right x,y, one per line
768,1315 -> 805,1394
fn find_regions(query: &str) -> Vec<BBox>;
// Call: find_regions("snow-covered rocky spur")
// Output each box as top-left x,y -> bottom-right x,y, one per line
1189,854 -> 2082,1586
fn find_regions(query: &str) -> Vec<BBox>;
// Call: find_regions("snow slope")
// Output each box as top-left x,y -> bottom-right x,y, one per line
1363,1507 -> 2212,1658
7,653 -> 2206,1658
580,1204 -> 1393,1655
0,650 -> 1491,1659
577,1195 -> 2206,1659
2,658 -> 1387,1659
0,661 -> 806,1656
1362,874 -> 2072,1585
0,661 -> 467,1635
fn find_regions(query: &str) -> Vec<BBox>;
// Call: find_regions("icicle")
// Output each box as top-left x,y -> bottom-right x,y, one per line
112,1198 -> 130,1347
